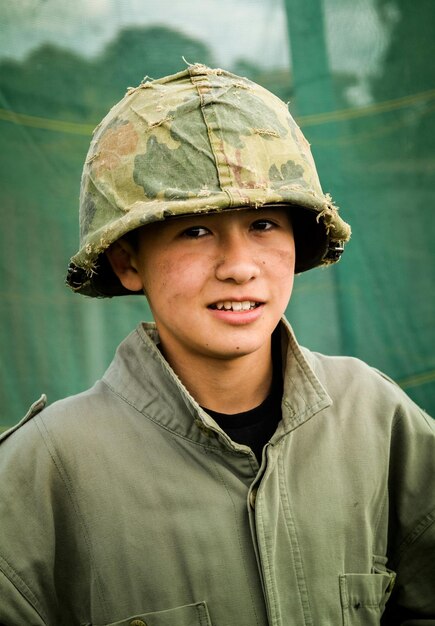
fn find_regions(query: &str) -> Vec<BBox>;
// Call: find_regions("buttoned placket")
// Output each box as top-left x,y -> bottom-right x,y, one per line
195,408 -> 278,624
247,441 -> 277,625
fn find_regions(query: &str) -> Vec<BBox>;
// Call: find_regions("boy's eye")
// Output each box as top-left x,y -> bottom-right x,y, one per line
181,226 -> 210,238
251,219 -> 275,231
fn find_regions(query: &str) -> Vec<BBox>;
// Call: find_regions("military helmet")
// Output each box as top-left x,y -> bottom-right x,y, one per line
67,64 -> 351,297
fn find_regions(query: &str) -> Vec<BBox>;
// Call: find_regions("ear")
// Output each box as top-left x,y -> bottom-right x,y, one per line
105,240 -> 144,293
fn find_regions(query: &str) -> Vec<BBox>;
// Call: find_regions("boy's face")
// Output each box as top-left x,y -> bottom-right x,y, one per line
115,207 -> 295,365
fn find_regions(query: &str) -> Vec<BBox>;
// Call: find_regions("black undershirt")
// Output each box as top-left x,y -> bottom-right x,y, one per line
203,330 -> 283,462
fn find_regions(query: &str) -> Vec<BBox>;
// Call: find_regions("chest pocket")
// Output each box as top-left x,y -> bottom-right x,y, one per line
339,568 -> 396,626
98,601 -> 212,626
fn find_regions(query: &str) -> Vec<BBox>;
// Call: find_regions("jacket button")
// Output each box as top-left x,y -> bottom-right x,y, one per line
130,620 -> 147,626
249,488 -> 257,509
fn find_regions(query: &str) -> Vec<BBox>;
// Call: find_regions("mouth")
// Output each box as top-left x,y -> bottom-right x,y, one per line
208,300 -> 262,312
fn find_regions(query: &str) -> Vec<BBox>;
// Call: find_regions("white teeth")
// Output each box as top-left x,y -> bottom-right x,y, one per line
213,300 -> 258,311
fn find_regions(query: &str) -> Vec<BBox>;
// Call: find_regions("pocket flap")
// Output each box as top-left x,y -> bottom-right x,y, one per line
100,601 -> 211,626
340,571 -> 395,609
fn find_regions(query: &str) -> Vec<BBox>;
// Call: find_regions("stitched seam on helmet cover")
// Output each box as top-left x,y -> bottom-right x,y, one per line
189,69 -> 236,207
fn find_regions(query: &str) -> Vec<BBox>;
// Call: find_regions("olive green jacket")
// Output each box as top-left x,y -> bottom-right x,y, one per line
0,319 -> 434,625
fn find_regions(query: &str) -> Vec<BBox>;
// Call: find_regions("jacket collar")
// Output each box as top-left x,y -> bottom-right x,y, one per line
278,317 -> 332,433
102,319 -> 332,448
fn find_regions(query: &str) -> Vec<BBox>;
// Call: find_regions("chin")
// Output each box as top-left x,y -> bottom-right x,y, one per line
202,341 -> 266,361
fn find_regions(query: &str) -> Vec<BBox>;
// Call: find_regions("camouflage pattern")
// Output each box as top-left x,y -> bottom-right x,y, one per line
67,64 -> 351,297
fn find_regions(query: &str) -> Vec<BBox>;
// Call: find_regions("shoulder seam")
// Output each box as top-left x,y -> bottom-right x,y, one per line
0,395 -> 47,444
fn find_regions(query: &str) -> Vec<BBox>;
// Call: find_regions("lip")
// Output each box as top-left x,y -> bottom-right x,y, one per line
207,302 -> 265,325
207,297 -> 265,307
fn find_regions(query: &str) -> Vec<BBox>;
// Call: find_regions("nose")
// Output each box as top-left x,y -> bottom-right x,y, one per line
214,233 -> 260,284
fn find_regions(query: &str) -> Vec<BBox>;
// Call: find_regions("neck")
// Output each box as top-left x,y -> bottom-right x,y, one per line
160,343 -> 273,415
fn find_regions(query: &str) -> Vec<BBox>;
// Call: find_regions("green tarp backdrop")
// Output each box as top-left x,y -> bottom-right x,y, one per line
1,0 -> 434,427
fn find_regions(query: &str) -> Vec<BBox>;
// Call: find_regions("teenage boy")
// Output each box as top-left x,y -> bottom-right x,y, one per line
0,65 -> 434,626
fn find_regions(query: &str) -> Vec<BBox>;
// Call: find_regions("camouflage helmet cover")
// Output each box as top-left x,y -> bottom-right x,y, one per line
67,64 -> 351,297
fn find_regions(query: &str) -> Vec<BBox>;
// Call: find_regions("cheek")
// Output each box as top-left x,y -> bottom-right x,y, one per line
144,254 -> 208,302
266,247 -> 295,280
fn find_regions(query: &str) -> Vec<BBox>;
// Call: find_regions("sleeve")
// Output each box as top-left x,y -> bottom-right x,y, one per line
0,399 -> 57,625
381,391 -> 435,625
